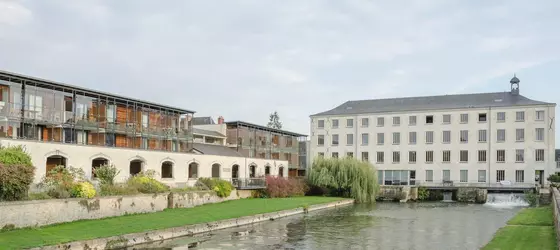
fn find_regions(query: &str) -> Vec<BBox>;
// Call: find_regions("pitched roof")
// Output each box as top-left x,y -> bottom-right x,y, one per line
311,92 -> 554,117
192,127 -> 226,138
191,143 -> 243,157
192,117 -> 215,125
225,120 -> 307,137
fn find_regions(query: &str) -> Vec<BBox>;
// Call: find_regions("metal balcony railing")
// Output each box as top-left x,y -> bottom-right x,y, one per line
231,178 -> 266,190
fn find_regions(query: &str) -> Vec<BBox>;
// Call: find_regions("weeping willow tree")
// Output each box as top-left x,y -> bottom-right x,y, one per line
307,157 -> 379,203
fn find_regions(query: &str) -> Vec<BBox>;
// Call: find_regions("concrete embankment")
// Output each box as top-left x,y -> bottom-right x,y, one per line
30,199 -> 354,250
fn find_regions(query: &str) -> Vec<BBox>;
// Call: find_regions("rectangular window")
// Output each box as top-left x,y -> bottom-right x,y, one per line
376,152 -> 384,163
516,129 -> 525,142
497,112 -> 506,122
106,104 -> 116,123
460,130 -> 468,143
516,111 -> 525,122
515,149 -> 524,162
425,131 -> 434,144
460,150 -> 468,163
425,170 -> 433,182
443,170 -> 450,181
442,131 -> 451,143
318,152 -> 324,157
536,128 -> 545,141
425,115 -> 434,124
346,134 -> 354,145
478,113 -> 487,122
536,110 -> 545,121
497,150 -> 505,163
361,118 -> 369,127
409,132 -> 417,144
332,134 -> 339,146
332,119 -> 339,128
377,117 -> 384,127
496,170 -> 505,182
392,151 -> 400,163
347,119 -> 354,127
497,129 -> 506,142
378,170 -> 383,185
478,170 -> 486,182
460,170 -> 468,183
442,114 -> 451,124
516,170 -> 524,183
478,150 -> 487,162
361,152 -> 369,161
409,151 -> 417,163
318,135 -> 324,146
347,152 -> 353,158
332,152 -> 339,158
393,116 -> 401,126
318,120 -> 324,128
377,133 -> 384,145
409,116 -> 417,126
426,151 -> 434,163
478,129 -> 487,142
142,113 -> 149,128
361,133 -> 369,145
384,171 -> 393,185
536,149 -> 545,162
460,113 -> 468,123
392,132 -> 400,145
443,150 -> 451,163
141,137 -> 148,149
105,133 -> 116,147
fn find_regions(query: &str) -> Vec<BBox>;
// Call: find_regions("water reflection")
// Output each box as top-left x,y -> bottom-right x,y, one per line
128,202 -> 519,250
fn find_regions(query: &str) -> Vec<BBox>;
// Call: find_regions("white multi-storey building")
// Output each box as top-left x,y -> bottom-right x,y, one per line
310,76 -> 556,186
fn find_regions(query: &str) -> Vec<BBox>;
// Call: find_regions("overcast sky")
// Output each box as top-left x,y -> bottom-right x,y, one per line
1,0 -> 559,142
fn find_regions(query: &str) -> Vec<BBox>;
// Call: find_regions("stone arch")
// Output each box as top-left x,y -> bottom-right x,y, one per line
188,161 -> 199,179
231,164 -> 240,179
88,153 -> 112,163
46,154 -> 67,173
161,161 -> 174,178
211,163 -> 221,178
278,166 -> 285,177
91,157 -> 109,178
249,163 -> 257,178
265,164 -> 271,176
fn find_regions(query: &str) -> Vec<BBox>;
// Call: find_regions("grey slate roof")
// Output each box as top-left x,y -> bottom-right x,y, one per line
191,143 -> 243,157
192,128 -> 226,138
192,117 -> 215,125
226,120 -> 307,137
311,92 -> 554,117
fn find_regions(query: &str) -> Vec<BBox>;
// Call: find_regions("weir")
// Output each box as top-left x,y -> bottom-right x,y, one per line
485,193 -> 529,207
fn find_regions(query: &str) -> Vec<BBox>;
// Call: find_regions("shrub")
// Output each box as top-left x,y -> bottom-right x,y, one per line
0,145 -> 35,201
28,192 -> 52,200
170,186 -> 205,193
100,184 -> 139,196
264,176 -> 308,198
198,178 -> 234,198
524,190 -> 539,207
547,174 -> 560,183
307,157 -> 379,203
93,164 -> 120,185
71,182 -> 96,198
41,166 -> 89,199
127,171 -> 169,194
417,187 -> 430,200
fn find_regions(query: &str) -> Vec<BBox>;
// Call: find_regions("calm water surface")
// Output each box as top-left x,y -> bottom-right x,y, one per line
129,202 -> 520,250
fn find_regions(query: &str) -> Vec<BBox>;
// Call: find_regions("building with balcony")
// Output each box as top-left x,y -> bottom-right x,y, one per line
225,121 -> 307,177
310,76 -> 556,187
0,70 -> 287,186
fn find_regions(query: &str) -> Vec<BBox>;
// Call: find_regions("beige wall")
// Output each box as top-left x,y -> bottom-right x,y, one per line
0,139 -> 288,184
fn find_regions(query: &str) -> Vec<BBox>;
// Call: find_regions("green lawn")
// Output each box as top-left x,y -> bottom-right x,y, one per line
0,196 -> 346,250
483,206 -> 557,250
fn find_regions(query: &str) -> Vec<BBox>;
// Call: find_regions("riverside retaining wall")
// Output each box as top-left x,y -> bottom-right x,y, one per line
0,190 -> 252,229
551,188 -> 560,250
31,199 -> 355,250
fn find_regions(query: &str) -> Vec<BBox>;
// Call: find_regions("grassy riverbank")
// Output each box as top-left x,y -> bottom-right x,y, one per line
483,206 -> 557,250
0,196 -> 346,250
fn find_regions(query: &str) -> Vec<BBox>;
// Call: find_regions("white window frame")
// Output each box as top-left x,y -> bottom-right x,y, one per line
442,130 -> 451,144
425,131 -> 434,144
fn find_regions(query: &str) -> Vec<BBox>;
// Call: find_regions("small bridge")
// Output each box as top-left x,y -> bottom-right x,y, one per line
415,181 -> 537,192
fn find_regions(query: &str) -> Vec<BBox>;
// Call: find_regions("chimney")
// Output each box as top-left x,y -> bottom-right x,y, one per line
218,116 -> 224,124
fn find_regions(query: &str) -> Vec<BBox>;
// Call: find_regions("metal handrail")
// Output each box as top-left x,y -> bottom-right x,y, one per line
231,178 -> 266,189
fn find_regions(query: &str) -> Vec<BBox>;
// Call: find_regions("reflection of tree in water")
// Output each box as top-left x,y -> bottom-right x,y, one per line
283,204 -> 376,249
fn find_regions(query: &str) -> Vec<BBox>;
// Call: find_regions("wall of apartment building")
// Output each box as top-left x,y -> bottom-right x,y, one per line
0,138 -> 288,185
310,104 -> 556,184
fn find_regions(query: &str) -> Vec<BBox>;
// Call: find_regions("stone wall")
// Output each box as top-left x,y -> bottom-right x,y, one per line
456,188 -> 487,203
551,187 -> 560,250
0,190 -> 250,229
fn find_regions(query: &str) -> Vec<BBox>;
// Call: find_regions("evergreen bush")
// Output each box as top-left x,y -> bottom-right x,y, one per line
198,177 -> 234,197
127,171 -> 169,194
93,164 -> 120,185
307,157 -> 379,203
0,145 -> 35,201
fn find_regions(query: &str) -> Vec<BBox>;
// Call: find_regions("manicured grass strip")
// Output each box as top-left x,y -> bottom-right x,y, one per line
0,196 -> 346,250
483,206 -> 557,250
507,206 -> 553,226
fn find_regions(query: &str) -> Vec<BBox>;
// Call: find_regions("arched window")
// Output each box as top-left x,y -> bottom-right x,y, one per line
249,165 -> 256,178
232,164 -> 239,179
188,162 -> 198,179
46,155 -> 67,173
129,159 -> 143,175
161,161 -> 173,178
212,163 -> 220,178
265,166 -> 271,175
92,157 -> 108,178
279,167 -> 284,177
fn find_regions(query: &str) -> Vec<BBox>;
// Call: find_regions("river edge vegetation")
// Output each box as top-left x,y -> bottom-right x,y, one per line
482,206 -> 557,250
0,196 -> 346,250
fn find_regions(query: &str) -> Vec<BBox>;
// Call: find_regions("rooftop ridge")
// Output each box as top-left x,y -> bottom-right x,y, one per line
347,91 -> 510,103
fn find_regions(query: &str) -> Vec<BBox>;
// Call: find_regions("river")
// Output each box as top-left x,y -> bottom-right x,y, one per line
128,198 -> 524,250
